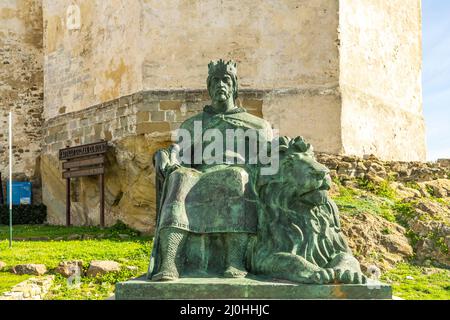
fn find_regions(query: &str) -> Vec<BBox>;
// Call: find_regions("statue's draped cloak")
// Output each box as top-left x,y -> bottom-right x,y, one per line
156,106 -> 273,234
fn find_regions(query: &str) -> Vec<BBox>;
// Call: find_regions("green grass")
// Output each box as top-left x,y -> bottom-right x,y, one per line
381,263 -> 450,300
356,178 -> 398,200
0,224 -> 153,299
0,239 -> 151,269
0,225 -> 107,239
45,269 -> 142,300
0,220 -> 141,239
332,184 -> 397,222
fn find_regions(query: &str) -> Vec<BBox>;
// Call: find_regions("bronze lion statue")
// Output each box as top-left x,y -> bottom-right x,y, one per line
248,136 -> 367,284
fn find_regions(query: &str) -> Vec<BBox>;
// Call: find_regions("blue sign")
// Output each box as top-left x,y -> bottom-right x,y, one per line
6,181 -> 32,205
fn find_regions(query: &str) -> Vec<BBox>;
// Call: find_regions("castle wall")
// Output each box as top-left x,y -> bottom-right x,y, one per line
339,0 -> 426,161
43,0 -> 143,119
138,0 -> 343,153
0,0 -> 43,202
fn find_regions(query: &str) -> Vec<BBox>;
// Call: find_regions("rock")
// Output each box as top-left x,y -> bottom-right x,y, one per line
363,154 -> 379,161
341,212 -> 413,271
12,264 -> 47,276
86,260 -> 121,277
28,237 -> 50,241
356,162 -> 367,172
54,237 -> 65,241
55,261 -> 83,278
125,265 -> 139,271
82,234 -> 94,240
13,237 -> 27,241
422,179 -> 450,198
0,276 -> 54,300
364,172 -> 385,184
405,276 -> 414,280
402,199 -> 450,267
416,200 -> 449,217
67,234 -> 82,240
118,234 -> 130,239
422,268 -> 440,275
0,261 -> 6,270
437,159 -> 450,168
341,156 -> 357,163
390,182 -> 421,200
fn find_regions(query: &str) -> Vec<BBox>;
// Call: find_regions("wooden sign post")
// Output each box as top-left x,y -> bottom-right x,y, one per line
59,141 -> 108,227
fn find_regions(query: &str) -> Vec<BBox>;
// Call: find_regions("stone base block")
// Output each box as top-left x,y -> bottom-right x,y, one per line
115,275 -> 392,300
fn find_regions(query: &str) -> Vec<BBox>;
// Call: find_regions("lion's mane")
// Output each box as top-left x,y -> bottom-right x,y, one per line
249,137 -> 351,274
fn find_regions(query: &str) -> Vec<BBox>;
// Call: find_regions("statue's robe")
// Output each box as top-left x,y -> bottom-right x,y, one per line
158,105 -> 273,234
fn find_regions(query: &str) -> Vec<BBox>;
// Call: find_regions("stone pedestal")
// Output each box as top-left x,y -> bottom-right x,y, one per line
115,276 -> 391,300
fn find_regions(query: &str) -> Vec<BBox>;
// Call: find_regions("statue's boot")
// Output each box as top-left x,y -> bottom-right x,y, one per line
224,233 -> 249,278
152,228 -> 186,281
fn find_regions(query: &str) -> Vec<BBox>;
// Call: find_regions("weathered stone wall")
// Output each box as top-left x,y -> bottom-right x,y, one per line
339,0 -> 426,160
0,0 -> 43,202
43,0 -> 143,119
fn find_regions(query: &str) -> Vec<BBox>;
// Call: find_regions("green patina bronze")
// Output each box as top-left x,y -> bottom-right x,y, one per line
116,276 -> 392,300
145,60 -> 377,292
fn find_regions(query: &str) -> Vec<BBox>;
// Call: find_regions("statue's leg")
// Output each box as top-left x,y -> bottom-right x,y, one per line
198,234 -> 209,275
152,227 -> 187,281
223,233 -> 249,278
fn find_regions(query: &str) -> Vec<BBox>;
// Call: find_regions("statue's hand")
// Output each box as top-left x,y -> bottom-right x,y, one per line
309,268 -> 335,284
334,268 -> 367,284
165,163 -> 181,175
155,144 -> 182,178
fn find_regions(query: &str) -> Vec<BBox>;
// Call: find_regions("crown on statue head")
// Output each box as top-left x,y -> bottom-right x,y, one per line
208,59 -> 237,77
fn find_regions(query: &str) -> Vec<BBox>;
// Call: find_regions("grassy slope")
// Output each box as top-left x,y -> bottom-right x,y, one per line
332,178 -> 450,300
381,263 -> 450,300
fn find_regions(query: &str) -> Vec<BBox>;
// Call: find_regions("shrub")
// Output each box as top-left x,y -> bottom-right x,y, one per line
356,178 -> 377,192
0,204 -> 47,225
393,201 -> 417,226
355,178 -> 397,200
375,180 -> 397,199
109,220 -> 140,237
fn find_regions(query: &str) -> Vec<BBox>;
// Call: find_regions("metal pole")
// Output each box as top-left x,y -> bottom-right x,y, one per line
9,112 -> 12,248
66,178 -> 71,226
100,173 -> 104,228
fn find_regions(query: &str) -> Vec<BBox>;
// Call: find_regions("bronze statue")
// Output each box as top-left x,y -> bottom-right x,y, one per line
149,60 -> 272,280
148,60 -> 366,285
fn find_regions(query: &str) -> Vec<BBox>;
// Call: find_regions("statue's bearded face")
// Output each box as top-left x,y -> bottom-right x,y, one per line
208,73 -> 235,102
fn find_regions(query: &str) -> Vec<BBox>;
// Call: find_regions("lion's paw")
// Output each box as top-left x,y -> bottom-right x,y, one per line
309,268 -> 335,284
334,269 -> 367,284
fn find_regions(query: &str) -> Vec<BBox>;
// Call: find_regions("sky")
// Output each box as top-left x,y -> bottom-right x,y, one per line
422,0 -> 450,160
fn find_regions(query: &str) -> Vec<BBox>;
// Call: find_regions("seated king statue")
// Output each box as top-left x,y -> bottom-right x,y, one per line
148,59 -> 367,286
148,59 -> 273,281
